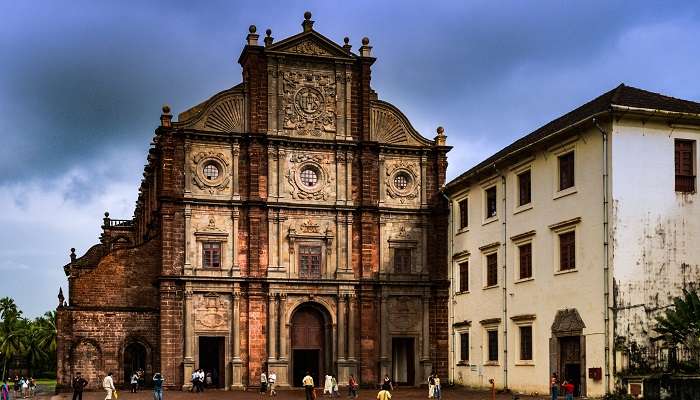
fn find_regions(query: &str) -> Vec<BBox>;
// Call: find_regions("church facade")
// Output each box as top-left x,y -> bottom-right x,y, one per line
56,13 -> 450,390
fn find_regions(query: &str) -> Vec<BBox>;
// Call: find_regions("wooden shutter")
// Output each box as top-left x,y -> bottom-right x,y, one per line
459,199 -> 469,228
460,332 -> 469,362
300,246 -> 322,278
559,232 -> 575,270
559,152 -> 575,190
520,326 -> 533,360
488,330 -> 498,361
518,170 -> 531,206
519,243 -> 532,279
394,248 -> 412,273
675,140 -> 695,192
486,253 -> 498,286
459,262 -> 469,292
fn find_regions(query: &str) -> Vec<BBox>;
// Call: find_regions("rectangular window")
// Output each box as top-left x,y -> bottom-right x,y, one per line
460,332 -> 469,362
518,243 -> 532,279
485,186 -> 497,218
518,170 -> 532,206
299,245 -> 322,278
675,140 -> 696,192
486,253 -> 498,287
559,231 -> 576,271
459,262 -> 469,292
558,152 -> 575,190
459,198 -> 469,229
394,248 -> 412,274
520,326 -> 533,361
487,330 -> 499,362
202,242 -> 221,268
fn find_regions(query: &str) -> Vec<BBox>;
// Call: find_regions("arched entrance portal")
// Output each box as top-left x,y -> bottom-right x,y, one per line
291,303 -> 332,387
123,342 -> 147,385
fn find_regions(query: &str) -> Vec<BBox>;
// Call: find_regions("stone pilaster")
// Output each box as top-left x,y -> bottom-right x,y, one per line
268,293 -> 277,361
182,288 -> 194,391
231,290 -> 244,390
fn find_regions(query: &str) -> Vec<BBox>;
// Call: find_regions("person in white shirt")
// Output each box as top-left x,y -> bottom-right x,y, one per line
260,370 -> 268,397
268,371 -> 277,397
102,372 -> 115,400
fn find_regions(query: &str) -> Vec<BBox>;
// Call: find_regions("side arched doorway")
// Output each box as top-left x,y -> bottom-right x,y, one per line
123,341 -> 148,385
290,303 -> 332,387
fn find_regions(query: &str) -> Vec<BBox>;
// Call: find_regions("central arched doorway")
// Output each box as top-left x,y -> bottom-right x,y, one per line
123,342 -> 147,385
291,303 -> 332,387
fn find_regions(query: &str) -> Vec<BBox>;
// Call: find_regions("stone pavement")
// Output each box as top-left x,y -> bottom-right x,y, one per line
46,387 -> 549,400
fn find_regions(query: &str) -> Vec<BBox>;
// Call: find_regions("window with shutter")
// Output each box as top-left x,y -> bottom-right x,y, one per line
299,245 -> 322,278
519,243 -> 532,279
459,262 -> 469,292
394,248 -> 412,274
558,152 -> 575,190
487,330 -> 499,362
559,231 -> 575,271
518,170 -> 532,206
459,199 -> 469,228
520,326 -> 533,361
203,242 -> 221,268
486,253 -> 498,286
675,140 -> 696,192
460,332 -> 469,362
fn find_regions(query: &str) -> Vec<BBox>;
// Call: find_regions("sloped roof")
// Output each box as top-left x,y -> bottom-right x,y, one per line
266,29 -> 356,60
444,84 -> 700,193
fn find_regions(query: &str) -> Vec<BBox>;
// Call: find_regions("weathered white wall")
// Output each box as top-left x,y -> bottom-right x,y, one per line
611,118 -> 700,347
448,127 -> 608,397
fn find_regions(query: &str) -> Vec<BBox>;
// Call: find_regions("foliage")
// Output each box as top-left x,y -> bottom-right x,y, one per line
0,297 -> 56,381
655,289 -> 700,352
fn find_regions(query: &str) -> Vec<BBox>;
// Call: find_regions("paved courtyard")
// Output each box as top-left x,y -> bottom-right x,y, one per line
45,387 -> 549,400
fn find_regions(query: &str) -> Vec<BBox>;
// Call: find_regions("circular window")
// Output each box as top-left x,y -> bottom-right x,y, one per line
203,163 -> 219,180
300,166 -> 319,187
394,172 -> 411,190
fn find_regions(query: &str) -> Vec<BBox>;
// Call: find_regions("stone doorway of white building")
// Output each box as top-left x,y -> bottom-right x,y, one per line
550,309 -> 587,397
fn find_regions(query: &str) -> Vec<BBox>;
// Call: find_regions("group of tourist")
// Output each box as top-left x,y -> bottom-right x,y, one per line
259,369 -> 277,397
189,369 -> 211,393
427,372 -> 442,400
550,372 -> 575,400
0,376 -> 37,399
129,369 -> 146,393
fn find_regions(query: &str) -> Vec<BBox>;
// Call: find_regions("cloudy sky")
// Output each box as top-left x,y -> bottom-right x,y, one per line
2,0 -> 700,317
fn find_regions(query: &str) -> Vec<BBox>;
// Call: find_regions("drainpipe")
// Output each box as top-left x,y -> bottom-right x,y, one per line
499,172 -> 508,390
440,190 -> 456,384
593,117 -> 611,393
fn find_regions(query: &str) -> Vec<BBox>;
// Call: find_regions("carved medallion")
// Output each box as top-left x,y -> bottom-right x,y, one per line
385,161 -> 420,203
194,294 -> 229,331
295,87 -> 325,117
286,152 -> 334,200
282,70 -> 337,137
191,151 -> 230,195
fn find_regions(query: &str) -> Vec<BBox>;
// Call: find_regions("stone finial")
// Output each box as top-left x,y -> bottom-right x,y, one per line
302,11 -> 314,32
359,37 -> 372,57
434,126 -> 447,146
70,248 -> 76,263
58,288 -> 65,308
247,24 -> 259,46
264,28 -> 274,47
343,37 -> 352,52
160,104 -> 172,127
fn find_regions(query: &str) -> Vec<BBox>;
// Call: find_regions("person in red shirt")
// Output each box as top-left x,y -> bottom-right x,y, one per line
562,380 -> 574,400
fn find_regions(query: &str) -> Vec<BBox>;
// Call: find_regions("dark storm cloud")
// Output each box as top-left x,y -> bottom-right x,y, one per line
2,0 -> 700,316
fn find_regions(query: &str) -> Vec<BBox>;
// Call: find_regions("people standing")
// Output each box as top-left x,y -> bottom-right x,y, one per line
331,375 -> 339,397
268,370 -> 277,397
71,372 -> 88,400
260,370 -> 268,397
205,371 -> 213,388
103,372 -> 115,400
563,380 -> 574,400
303,371 -> 315,400
20,377 -> 28,399
324,374 -> 333,396
12,376 -> 19,399
550,373 -> 559,400
1,381 -> 9,400
197,369 -> 205,392
153,372 -> 165,400
381,375 -> 393,391
348,375 -> 358,399
131,372 -> 139,393
377,387 -> 392,400
428,373 -> 435,398
433,374 -> 441,400
28,378 -> 36,398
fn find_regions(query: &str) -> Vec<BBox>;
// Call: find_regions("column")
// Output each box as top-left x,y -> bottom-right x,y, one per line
268,210 -> 277,270
345,153 -> 353,204
277,149 -> 286,201
378,155 -> 386,204
347,294 -> 356,360
183,289 -> 194,390
420,152 -> 428,208
268,294 -> 277,361
232,291 -> 241,360
184,205 -> 192,275
268,147 -> 278,200
422,295 -> 430,360
279,294 -> 288,360
232,209 -> 240,272
380,294 -> 389,361
232,143 -> 240,200
338,295 -> 347,360
346,214 -> 353,273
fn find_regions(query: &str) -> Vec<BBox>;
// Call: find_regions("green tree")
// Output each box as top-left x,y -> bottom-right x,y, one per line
0,297 -> 26,381
655,289 -> 700,351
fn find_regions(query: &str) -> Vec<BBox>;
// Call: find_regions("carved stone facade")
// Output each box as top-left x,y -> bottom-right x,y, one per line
56,13 -> 450,391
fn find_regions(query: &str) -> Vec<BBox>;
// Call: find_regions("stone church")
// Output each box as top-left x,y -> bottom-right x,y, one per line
56,13 -> 450,390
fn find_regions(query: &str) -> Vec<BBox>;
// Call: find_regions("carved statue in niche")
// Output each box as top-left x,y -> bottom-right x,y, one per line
194,293 -> 229,331
282,70 -> 337,137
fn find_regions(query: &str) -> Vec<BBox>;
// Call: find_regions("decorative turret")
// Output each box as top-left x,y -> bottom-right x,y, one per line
434,126 -> 447,146
57,287 -> 65,308
264,29 -> 274,46
343,37 -> 352,53
246,25 -> 259,46
160,104 -> 172,127
359,37 -> 372,57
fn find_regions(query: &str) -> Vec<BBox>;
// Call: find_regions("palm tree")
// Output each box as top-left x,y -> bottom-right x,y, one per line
655,289 -> 700,351
0,308 -> 26,381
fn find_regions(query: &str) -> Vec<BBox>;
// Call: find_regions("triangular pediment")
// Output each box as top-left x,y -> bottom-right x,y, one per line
267,31 -> 355,59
